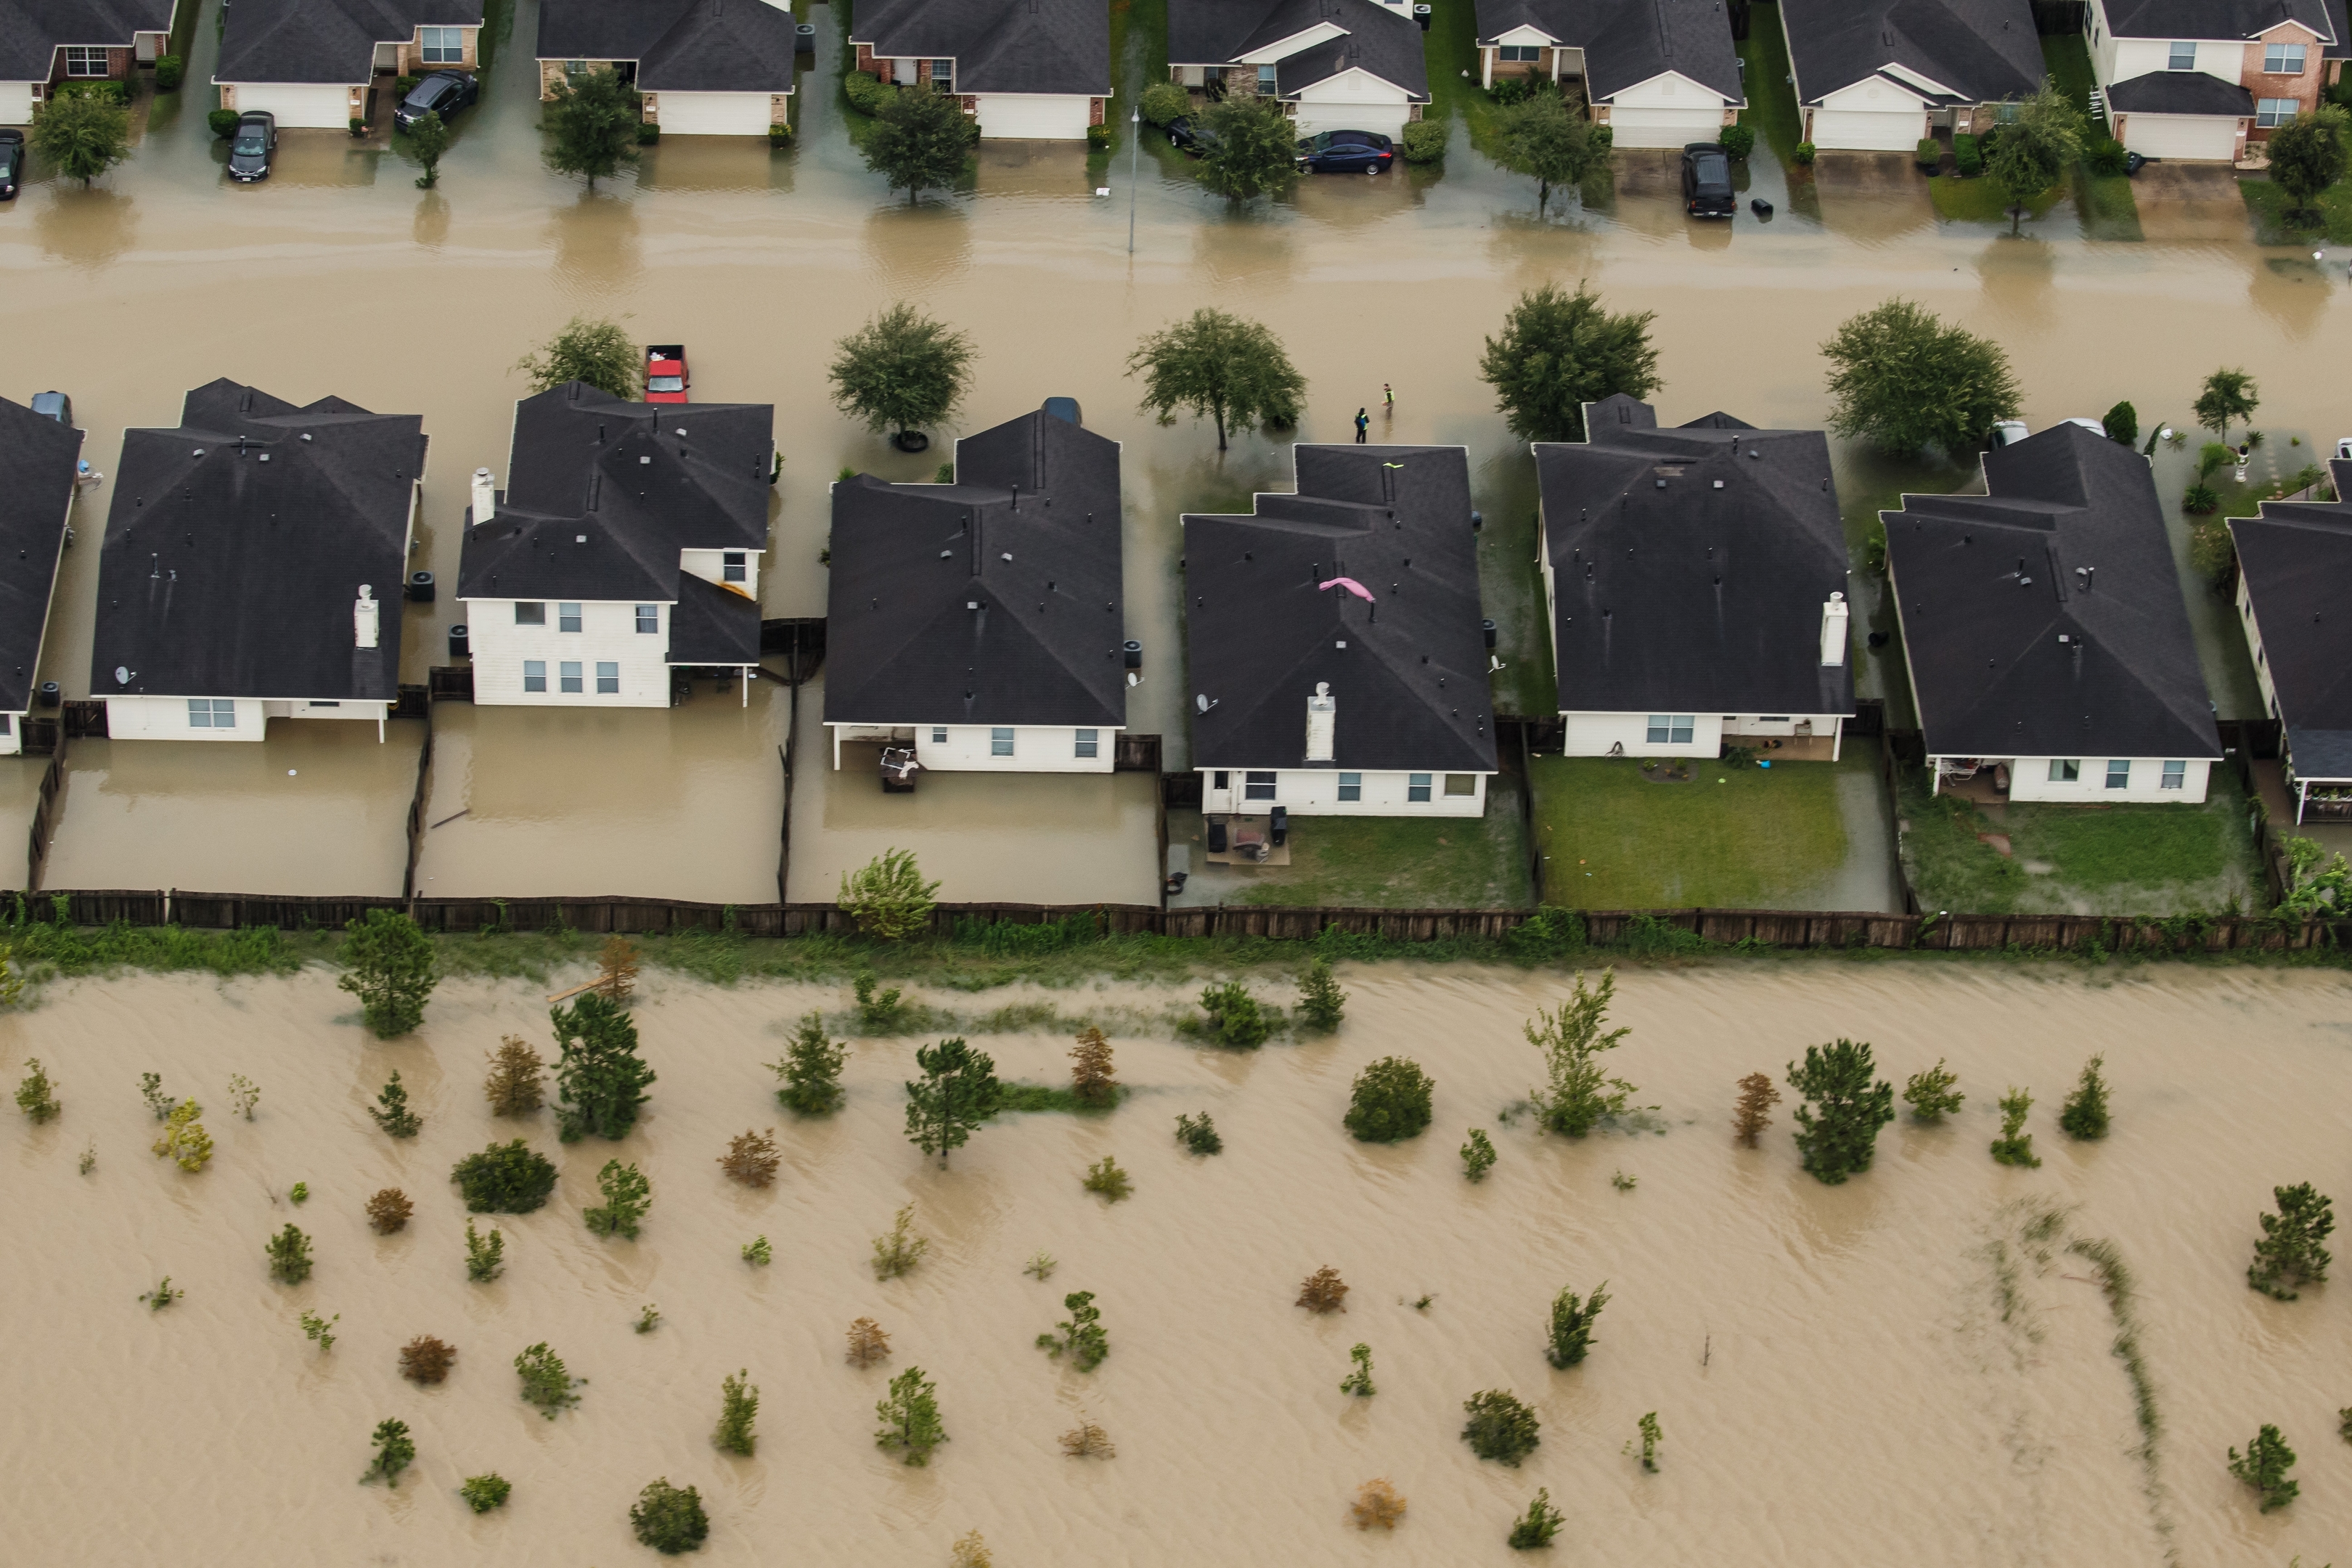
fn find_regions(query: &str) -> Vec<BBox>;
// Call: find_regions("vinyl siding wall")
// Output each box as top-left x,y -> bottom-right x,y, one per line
1198,766 -> 1490,817
462,598 -> 676,709
828,722 -> 1118,772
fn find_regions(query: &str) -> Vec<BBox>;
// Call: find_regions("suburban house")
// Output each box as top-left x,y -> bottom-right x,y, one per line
850,0 -> 1109,140
536,0 -> 796,136
1471,0 -> 1744,147
457,381 -> 772,708
89,380 -> 425,743
1778,0 -> 2042,151
2089,0 -> 2349,163
2229,460 -> 2352,822
825,407 -> 1125,772
1184,444 -> 1497,817
0,0 -> 176,123
1884,422 -> 2221,804
0,397 -> 86,756
1167,0 -> 1430,140
1534,396 -> 1854,761
215,0 -> 483,130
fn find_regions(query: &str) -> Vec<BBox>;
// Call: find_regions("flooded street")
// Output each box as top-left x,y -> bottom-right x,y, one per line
5,960 -> 2350,1563
4,0 -> 2344,899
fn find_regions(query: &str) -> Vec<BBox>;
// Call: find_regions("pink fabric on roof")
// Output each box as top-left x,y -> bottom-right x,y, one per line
1319,576 -> 1375,601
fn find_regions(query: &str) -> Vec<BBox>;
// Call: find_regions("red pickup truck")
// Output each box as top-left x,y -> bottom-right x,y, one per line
645,344 -> 687,404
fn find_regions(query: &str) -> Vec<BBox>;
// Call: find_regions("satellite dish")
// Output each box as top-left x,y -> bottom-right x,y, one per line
1194,693 -> 1209,713
113,666 -> 129,685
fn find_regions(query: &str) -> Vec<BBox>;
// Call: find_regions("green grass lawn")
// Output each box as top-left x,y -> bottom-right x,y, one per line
2242,174 -> 2352,243
1898,764 -> 2263,916
1422,0 -> 1511,160
1928,174 -> 2059,224
1737,4 -> 1804,164
1530,751 -> 1861,909
1227,772 -> 1535,908
2041,34 -> 2143,240
1478,491 -> 1557,720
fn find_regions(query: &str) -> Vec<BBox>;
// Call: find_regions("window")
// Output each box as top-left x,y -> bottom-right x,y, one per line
1074,729 -> 1098,759
565,59 -> 587,76
2048,759 -> 2081,783
63,46 -> 106,77
523,660 -> 546,693
1257,63 -> 1277,86
1646,714 -> 1695,745
1338,772 -> 1362,802
515,601 -> 545,626
187,698 -> 234,728
0,714 -> 9,734
722,552 -> 747,584
595,661 -> 618,694
2264,42 -> 2307,75
2258,97 -> 2299,126
991,726 -> 1014,756
2105,759 -> 2131,790
1498,44 -> 1541,62
635,605 -> 658,634
309,701 -> 340,709
1407,773 -> 1432,802
1245,769 -> 1278,801
558,602 -> 582,633
419,25 -> 464,64
2161,759 -> 2187,790
1993,100 -> 2020,123
929,58 -> 954,86
2168,40 -> 2197,70
931,727 -> 947,745
1212,770 -> 1230,790
560,661 -> 583,693
1445,774 -> 1477,797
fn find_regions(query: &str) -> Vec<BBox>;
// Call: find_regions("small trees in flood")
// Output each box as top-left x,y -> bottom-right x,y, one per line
1349,1477 -> 1407,1531
714,1369 -> 759,1455
464,1221 -> 506,1282
1626,1411 -> 1664,1471
2227,1424 -> 2298,1511
1526,971 -> 1638,1136
369,1071 -> 422,1138
1344,1057 -> 1434,1143
1787,1039 -> 1895,1184
484,1037 -> 546,1116
359,1418 -> 415,1487
15,1057 -> 60,1122
872,1203 -> 930,1279
1461,1128 -> 1498,1182
1080,1156 -> 1132,1201
459,1474 -> 512,1514
1297,957 -> 1347,1032
1297,1266 -> 1349,1314
904,1038 -> 1002,1167
1506,1488 -> 1563,1549
299,1310 -> 339,1352
226,1073 -> 260,1120
1175,1112 -> 1223,1155
846,1317 -> 892,1367
365,1188 -> 414,1234
584,1159 -> 652,1239
1196,981 -> 1270,1048
514,1342 -> 584,1417
400,1335 -> 456,1384
772,1012 -> 850,1114
875,1365 -> 947,1465
1036,1290 -> 1108,1371
1902,1058 -> 1965,1123
1990,1088 -> 2041,1168
1545,1282 -> 1610,1368
338,909 -> 437,1037
552,992 -> 656,1142
1069,1026 -> 1119,1108
152,1099 -> 213,1171
838,846 -> 940,939
451,1140 -> 558,1213
718,1128 -> 781,1187
1059,1418 -> 1116,1458
1339,1342 -> 1376,1397
630,1477 -> 710,1554
265,1223 -> 314,1283
2249,1183 -> 2335,1299
1731,1071 -> 1780,1147
2058,1055 -> 2112,1140
1461,1389 -> 1542,1466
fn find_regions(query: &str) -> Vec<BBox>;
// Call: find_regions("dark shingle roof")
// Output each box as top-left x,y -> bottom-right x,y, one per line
90,380 -> 424,703
1272,2 -> 1429,98
536,0 -> 798,94
1184,445 -> 1497,773
1472,0 -> 1744,102
852,0 -> 1108,97
1885,423 -> 2220,762
1536,396 -> 1854,720
2101,0 -> 2336,41
825,410 -> 1125,728
458,381 -> 773,607
666,570 -> 760,664
216,0 -> 481,86
2229,460 -> 2352,774
1779,0 -> 2041,105
2107,69 -> 2254,115
0,396 -> 84,713
1168,0 -> 1428,96
0,0 -> 173,81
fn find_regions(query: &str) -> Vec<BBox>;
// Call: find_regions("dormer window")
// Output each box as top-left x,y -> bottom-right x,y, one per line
722,552 -> 747,583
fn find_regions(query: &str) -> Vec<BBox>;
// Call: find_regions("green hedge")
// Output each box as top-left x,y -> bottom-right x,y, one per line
844,70 -> 892,115
1400,119 -> 1445,163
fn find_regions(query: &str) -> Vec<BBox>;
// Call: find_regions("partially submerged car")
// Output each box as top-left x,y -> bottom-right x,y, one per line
227,112 -> 276,183
1682,142 -> 1734,217
0,128 -> 22,200
1297,128 -> 1393,173
395,69 -> 479,132
646,345 -> 688,404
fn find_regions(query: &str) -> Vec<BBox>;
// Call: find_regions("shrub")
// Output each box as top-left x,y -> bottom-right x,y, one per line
853,973 -> 906,1031
1140,80 -> 1189,126
394,75 -> 419,94
1400,118 -> 1446,164
2102,401 -> 2138,446
360,1418 -> 415,1487
1508,1487 -> 1564,1549
905,1037 -> 1002,1166
139,1071 -> 176,1120
1732,1071 -> 1780,1146
484,1036 -> 546,1116
290,1181 -> 309,1204
1339,1342 -> 1376,1397
2058,1055 -> 2112,1140
583,1159 -> 651,1239
719,1127 -> 781,1186
1175,1111 -> 1223,1154
1720,122 -> 1755,159
265,1223 -> 314,1283
631,1478 -> 709,1554
1990,1087 -> 2041,1167
152,54 -> 182,91
1461,1389 -> 1541,1466
846,1316 -> 892,1366
1915,136 -> 1943,171
552,992 -> 656,1142
1545,1281 -> 1610,1368
844,70 -> 894,115
768,122 -> 791,147
338,909 -> 436,1037
514,1342 -> 583,1417
1297,1265 -> 1349,1313
1461,1127 -> 1497,1181
300,1309 -> 338,1351
400,1335 -> 456,1384
1035,1289 -> 1108,1370
1080,1155 -> 1132,1201
1903,1059 -> 1964,1122
742,1235 -> 772,1266
872,1201 -> 929,1279
1069,1025 -> 1118,1106
152,1098 -> 213,1171
1506,905 -> 1585,960
451,1140 -> 558,1213
1351,1477 -> 1407,1530
226,1074 -> 259,1120
1787,1039 -> 1895,1184
208,107 -> 239,139
634,1304 -> 662,1333
139,1277 -> 183,1310
464,1220 -> 505,1282
459,1474 -> 511,1514
1953,131 -> 1981,176
2183,483 -> 2219,515
2249,1182 -> 2335,1299
1591,125 -> 1612,151
369,1070 -> 422,1138
1297,957 -> 1347,1031
636,121 -> 659,144
838,847 -> 939,939
1060,1418 -> 1116,1458
951,1530 -> 993,1567
2228,1424 -> 2298,1511
714,1368 -> 759,1455
2198,439 -> 2234,478
594,935 -> 639,1003
2087,136 -> 2128,176
1794,140 -> 1816,165
15,1056 -> 59,1122
1024,1251 -> 1057,1281
1085,121 -> 1111,150
1629,1410 -> 1663,1471
365,1188 -> 414,1234
1344,1056 -> 1434,1143
772,1010 -> 849,1113
1198,981 -> 1270,1047
874,1365 -> 947,1465
1527,971 -> 1638,1135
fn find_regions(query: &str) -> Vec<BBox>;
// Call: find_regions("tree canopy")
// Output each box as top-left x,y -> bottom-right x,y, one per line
1197,94 -> 1299,202
2193,366 -> 2258,445
1820,297 -> 2021,455
516,317 -> 641,399
828,304 -> 976,441
1986,81 -> 2083,234
338,909 -> 436,1037
404,109 -> 452,189
2266,105 -> 2348,218
904,1037 -> 1002,1167
542,68 -> 642,189
865,84 -> 972,205
1126,308 -> 1304,450
1477,282 -> 1661,444
1498,89 -> 1596,211
33,90 -> 129,187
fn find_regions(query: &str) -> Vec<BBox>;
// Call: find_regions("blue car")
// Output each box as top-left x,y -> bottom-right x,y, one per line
1296,129 -> 1393,173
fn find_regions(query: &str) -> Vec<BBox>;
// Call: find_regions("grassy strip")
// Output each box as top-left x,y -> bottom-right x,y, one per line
1530,753 -> 1853,910
1421,0 -> 1508,160
2241,174 -> 2352,243
2040,35 -> 2141,240
998,1082 -> 1124,1114
1738,4 -> 1804,165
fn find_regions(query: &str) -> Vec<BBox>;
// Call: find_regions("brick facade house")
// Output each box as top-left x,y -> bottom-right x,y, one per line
0,0 -> 176,125
2092,0 -> 2351,161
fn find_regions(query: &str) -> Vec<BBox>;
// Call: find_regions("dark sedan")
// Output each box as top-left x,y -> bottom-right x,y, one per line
0,128 -> 20,200
226,111 -> 276,183
1681,142 -> 1734,217
394,69 -> 478,132
1166,115 -> 1219,157
1296,128 -> 1393,173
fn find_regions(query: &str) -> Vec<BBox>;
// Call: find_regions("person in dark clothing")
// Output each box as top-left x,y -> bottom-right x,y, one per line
1354,408 -> 1369,443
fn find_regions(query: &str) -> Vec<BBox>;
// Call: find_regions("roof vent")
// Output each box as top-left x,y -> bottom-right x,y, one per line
1305,682 -> 1336,764
472,467 -> 496,523
354,585 -> 380,650
1820,591 -> 1847,668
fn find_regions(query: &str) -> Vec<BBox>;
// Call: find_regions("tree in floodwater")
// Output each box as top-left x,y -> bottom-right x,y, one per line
1126,308 -> 1304,452
1786,1038 -> 1895,1184
2248,1182 -> 2334,1299
516,316 -> 641,399
542,68 -> 642,189
829,311 -> 976,452
33,90 -> 129,187
903,1037 -> 1001,1167
338,908 -> 437,1037
864,84 -> 973,204
1479,283 -> 1661,444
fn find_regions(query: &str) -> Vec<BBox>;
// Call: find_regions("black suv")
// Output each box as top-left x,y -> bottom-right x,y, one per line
394,69 -> 478,132
1681,142 -> 1735,217
226,111 -> 276,182
0,128 -> 20,200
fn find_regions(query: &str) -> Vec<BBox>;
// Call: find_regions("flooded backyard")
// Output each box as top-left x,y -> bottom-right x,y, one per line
4,0 -> 2344,905
5,960 -> 2350,1563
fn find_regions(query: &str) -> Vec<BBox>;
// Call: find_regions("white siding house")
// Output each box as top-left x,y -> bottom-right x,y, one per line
1779,0 -> 2044,152
215,0 -> 483,131
1474,0 -> 1742,147
1169,0 -> 1428,141
0,394 -> 86,755
852,0 -> 1109,142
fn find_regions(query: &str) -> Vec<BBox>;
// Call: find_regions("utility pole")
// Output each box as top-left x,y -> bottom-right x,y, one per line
1128,107 -> 1140,254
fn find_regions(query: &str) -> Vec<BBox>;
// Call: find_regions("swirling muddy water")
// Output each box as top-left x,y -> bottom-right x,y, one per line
4,959 -> 2348,1563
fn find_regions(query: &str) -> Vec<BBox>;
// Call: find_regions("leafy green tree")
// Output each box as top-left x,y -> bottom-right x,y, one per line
542,68 -> 642,189
1821,298 -> 2022,455
1197,93 -> 1299,201
265,1222 -> 314,1283
1297,956 -> 1346,1031
338,909 -> 436,1037
1903,1058 -> 1964,1122
2228,1424 -> 2299,1511
514,1342 -> 584,1416
835,843 -> 945,938
904,1037 -> 1002,1167
772,1011 -> 850,1114
1786,1038 -> 1895,1184
2249,1181 -> 2335,1299
1126,307 -> 1304,451
630,1477 -> 710,1553
451,1140 -> 558,1212
864,83 -> 972,204
1196,979 -> 1270,1047
360,1418 -> 415,1487
1498,88 -> 1596,212
583,1158 -> 651,1239
517,315 -> 640,399
875,1365 -> 947,1464
1987,79 -> 2083,233
1989,1086 -> 2041,1167
1461,1389 -> 1542,1466
2102,401 -> 2138,445
369,1070 -> 422,1138
1344,1056 -> 1434,1143
1545,1281 -> 1609,1368
2263,105 -> 2347,220
464,1219 -> 506,1281
1139,81 -> 1190,126
1175,1111 -> 1223,1153
1478,283 -> 1662,443
2194,367 -> 2259,446
1506,1488 -> 1564,1549
1339,1342 -> 1376,1397
714,1369 -> 759,1455
2057,1055 -> 2111,1140
459,1473 -> 511,1512
1524,969 -> 1637,1136
33,91 -> 128,187
1461,1127 -> 1497,1182
552,992 -> 656,1141
15,1056 -> 59,1122
403,108 -> 451,188
1034,1289 -> 1108,1370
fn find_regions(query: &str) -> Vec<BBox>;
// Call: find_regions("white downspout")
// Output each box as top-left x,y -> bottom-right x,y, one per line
1832,715 -> 1842,762
1481,47 -> 1493,89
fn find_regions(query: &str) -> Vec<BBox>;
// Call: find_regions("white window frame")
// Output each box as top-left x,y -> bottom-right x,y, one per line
931,727 -> 947,744
1407,772 -> 1432,802
2160,760 -> 2186,789
2048,759 -> 2080,782
560,660 -> 583,694
2105,759 -> 2131,790
1074,729 -> 1098,759
419,25 -> 464,65
2168,41 -> 2197,70
187,698 -> 234,728
1646,714 -> 1695,745
558,602 -> 582,633
523,660 -> 547,693
595,661 -> 619,694
722,552 -> 747,583
1244,769 -> 1277,801
929,58 -> 954,86
1444,774 -> 1477,797
1338,772 -> 1362,801
63,46 -> 107,77
990,726 -> 1014,756
1498,44 -> 1541,62
2258,97 -> 2298,126
1257,63 -> 1278,86
565,59 -> 587,76
2264,42 -> 2307,75
635,605 -> 658,634
515,601 -> 545,626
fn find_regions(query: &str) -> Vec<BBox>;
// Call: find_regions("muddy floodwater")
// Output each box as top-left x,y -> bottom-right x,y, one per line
1,0 -> 2345,897
4,960 -> 2349,1563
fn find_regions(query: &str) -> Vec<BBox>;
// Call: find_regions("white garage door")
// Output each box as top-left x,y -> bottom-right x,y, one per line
975,94 -> 1088,140
1293,102 -> 1410,139
655,91 -> 772,136
2119,113 -> 2237,160
1809,107 -> 1925,150
232,82 -> 356,130
1608,105 -> 1726,148
0,82 -> 32,125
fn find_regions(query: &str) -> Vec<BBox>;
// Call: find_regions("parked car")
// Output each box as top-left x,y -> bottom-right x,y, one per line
226,111 -> 276,183
0,128 -> 21,200
1166,115 -> 1219,157
1297,129 -> 1393,173
645,345 -> 688,404
395,70 -> 479,132
1681,142 -> 1734,216
1990,419 -> 2030,449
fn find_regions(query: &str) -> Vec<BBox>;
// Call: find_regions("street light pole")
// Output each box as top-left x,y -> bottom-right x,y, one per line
1128,107 -> 1140,254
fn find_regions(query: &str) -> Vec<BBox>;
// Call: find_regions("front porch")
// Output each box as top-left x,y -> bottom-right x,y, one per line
1728,734 -> 1841,764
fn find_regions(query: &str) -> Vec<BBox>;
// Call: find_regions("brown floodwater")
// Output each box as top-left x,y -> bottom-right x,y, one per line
6,0 -> 2345,899
4,960 -> 2348,1563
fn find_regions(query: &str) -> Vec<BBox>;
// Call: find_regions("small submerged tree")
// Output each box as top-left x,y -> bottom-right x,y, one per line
595,936 -> 640,1004
339,909 -> 437,1037
1034,1289 -> 1108,1371
365,1188 -> 415,1234
1461,1389 -> 1542,1466
369,1071 -> 422,1138
1339,1342 -> 1376,1397
403,108 -> 451,188
718,1127 -> 782,1186
1344,1056 -> 1434,1143
1479,283 -> 1661,444
1903,1058 -> 1965,1122
865,84 -> 973,203
1461,1127 -> 1498,1182
359,1418 -> 416,1487
2228,1424 -> 2299,1511
1127,308 -> 1304,452
542,68 -> 642,189
1069,1026 -> 1118,1108
1297,1265 -> 1350,1314
1526,969 -> 1638,1137
1350,1477 -> 1407,1531
451,1140 -> 558,1212
714,1369 -> 759,1455
266,1223 -> 315,1284
630,1477 -> 710,1554
33,91 -> 129,187
1175,1111 -> 1223,1154
1731,1071 -> 1780,1148
904,1038 -> 1002,1167
1787,1039 -> 1895,1184
583,1159 -> 652,1240
1499,88 -> 1597,213
1196,980 -> 1270,1048
485,1036 -> 547,1116
464,1220 -> 506,1281
517,316 -> 641,399
846,1316 -> 892,1367
514,1341 -> 584,1417
552,992 -> 656,1141
871,1201 -> 930,1278
399,1335 -> 456,1384
16,1057 -> 60,1123
1990,1087 -> 2041,1168
2249,1182 -> 2335,1299
152,1100 -> 213,1171
875,1365 -> 947,1465
1506,1488 -> 1564,1549
2057,1055 -> 2111,1140
2194,367 -> 2260,448
1297,957 -> 1347,1031
829,313 -> 975,454
1545,1281 -> 1610,1368
772,1011 -> 851,1114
